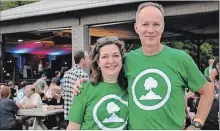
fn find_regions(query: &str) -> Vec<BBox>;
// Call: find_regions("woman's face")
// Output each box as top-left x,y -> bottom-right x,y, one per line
97,44 -> 122,79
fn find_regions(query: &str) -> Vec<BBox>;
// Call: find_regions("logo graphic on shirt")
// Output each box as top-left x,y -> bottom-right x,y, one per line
102,102 -> 125,123
132,69 -> 171,110
93,94 -> 128,130
139,77 -> 162,100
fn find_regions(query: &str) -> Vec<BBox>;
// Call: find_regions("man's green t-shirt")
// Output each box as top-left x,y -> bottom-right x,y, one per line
68,81 -> 128,130
124,45 -> 206,130
204,65 -> 212,78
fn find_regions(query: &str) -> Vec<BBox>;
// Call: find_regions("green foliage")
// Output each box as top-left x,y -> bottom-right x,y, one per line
200,42 -> 214,59
0,1 -> 38,11
162,40 -> 217,63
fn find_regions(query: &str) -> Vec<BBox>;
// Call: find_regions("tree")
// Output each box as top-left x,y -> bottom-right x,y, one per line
144,77 -> 158,92
0,1 -> 39,11
200,42 -> 214,59
106,102 -> 120,114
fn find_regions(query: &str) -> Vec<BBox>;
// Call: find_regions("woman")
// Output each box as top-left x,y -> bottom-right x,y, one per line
210,60 -> 219,97
0,85 -> 22,130
44,85 -> 64,129
8,81 -> 18,100
67,36 -> 128,130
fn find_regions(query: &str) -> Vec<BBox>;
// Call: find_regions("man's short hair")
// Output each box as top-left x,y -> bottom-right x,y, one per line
74,50 -> 85,64
55,71 -> 60,76
41,73 -> 46,78
136,2 -> 164,22
26,85 -> 35,92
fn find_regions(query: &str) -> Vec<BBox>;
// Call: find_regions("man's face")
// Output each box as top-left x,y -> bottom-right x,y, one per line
25,87 -> 33,97
134,6 -> 164,48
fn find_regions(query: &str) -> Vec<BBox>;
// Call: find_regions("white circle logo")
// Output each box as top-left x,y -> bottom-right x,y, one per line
132,69 -> 171,110
93,94 -> 128,130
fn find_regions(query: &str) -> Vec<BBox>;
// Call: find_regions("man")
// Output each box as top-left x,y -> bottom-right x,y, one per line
126,2 -> 214,130
51,71 -> 61,86
62,50 -> 90,124
15,81 -> 27,102
33,73 -> 48,94
18,85 -> 43,129
18,85 -> 42,109
204,59 -> 214,78
74,2 -> 214,130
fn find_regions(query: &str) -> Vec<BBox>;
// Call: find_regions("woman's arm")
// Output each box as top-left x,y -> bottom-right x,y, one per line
66,121 -> 81,130
48,105 -> 63,109
54,105 -> 63,109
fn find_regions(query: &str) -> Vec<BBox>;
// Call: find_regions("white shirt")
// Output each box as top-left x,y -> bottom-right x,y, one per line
38,63 -> 43,72
19,93 -> 42,108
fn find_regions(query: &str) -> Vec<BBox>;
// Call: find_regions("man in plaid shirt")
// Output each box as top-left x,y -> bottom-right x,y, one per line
62,50 -> 90,123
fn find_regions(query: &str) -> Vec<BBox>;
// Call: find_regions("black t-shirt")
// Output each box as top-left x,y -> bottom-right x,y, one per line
196,98 -> 219,130
47,97 -> 64,106
202,98 -> 219,130
46,97 -> 64,122
9,88 -> 16,100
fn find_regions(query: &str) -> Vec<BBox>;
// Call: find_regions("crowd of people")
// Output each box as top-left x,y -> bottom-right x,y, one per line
0,1 -> 219,130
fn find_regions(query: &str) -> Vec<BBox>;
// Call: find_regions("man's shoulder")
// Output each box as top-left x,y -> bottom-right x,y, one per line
0,98 -> 14,104
32,93 -> 41,98
125,47 -> 142,58
164,45 -> 190,59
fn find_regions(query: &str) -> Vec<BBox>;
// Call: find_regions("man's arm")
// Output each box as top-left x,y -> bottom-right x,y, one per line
66,121 -> 80,130
195,82 -> 214,123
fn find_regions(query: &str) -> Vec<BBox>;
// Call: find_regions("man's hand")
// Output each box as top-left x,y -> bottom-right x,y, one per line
73,78 -> 88,96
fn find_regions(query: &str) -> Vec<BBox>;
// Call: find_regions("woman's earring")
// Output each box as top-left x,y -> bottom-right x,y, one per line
97,66 -> 101,70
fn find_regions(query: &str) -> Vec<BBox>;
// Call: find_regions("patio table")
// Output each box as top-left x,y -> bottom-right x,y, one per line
17,108 -> 64,130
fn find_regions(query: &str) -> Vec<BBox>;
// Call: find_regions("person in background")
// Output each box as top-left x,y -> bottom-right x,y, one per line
8,81 -> 18,100
38,60 -> 44,76
33,73 -> 48,97
44,85 -> 64,129
210,60 -> 219,99
62,50 -> 90,127
67,36 -> 128,130
18,85 -> 42,109
195,79 -> 219,130
204,59 -> 214,78
15,81 -> 27,102
18,85 -> 43,130
51,71 -> 61,86
0,85 -> 22,130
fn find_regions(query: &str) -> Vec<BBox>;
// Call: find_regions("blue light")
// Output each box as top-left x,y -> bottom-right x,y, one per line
49,51 -> 63,56
13,49 -> 30,54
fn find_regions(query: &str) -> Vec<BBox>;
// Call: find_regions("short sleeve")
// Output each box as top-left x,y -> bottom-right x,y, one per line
184,53 -> 207,92
32,94 -> 42,107
124,54 -> 128,77
67,82 -> 89,124
19,96 -> 26,105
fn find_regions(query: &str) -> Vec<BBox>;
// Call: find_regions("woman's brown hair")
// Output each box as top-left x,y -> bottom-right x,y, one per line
90,36 -> 127,90
0,85 -> 10,98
